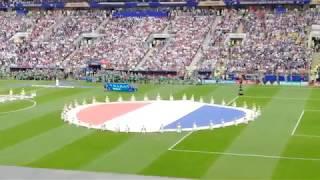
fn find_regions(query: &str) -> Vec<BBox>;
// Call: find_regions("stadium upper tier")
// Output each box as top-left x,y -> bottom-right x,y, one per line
0,0 -> 315,9
0,8 -> 319,75
0,0 -> 311,3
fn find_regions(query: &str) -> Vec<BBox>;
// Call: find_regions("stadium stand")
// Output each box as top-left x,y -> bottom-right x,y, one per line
0,1 -> 319,83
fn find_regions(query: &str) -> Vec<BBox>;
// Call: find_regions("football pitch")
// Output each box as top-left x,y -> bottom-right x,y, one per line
0,80 -> 320,179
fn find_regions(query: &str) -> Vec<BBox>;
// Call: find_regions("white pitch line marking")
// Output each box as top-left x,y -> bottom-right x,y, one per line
242,95 -> 319,101
291,110 -> 305,136
169,149 -> 320,161
168,131 -> 193,150
0,99 -> 37,115
167,96 -> 239,150
226,96 -> 239,106
304,109 -> 320,112
294,134 -> 320,138
0,87 -> 42,115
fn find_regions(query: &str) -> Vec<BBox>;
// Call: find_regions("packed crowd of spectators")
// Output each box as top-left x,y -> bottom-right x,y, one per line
197,9 -> 241,71
225,9 -> 313,75
69,17 -> 168,71
140,15 -> 214,71
0,10 -> 107,71
0,8 -> 319,80
197,8 -> 319,78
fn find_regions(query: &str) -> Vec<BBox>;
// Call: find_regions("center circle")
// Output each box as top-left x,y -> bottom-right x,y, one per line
67,100 -> 253,133
0,99 -> 35,114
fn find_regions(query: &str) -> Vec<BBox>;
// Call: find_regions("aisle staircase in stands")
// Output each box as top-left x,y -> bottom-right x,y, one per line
63,18 -> 109,62
311,52 -> 320,68
135,23 -> 171,70
95,18 -> 109,33
73,18 -> 109,45
310,52 -> 320,80
187,16 -> 221,73
236,22 -> 244,33
38,16 -> 70,42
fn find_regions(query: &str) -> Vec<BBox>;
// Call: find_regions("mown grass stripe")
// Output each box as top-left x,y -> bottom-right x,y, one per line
0,111 -> 64,151
272,88 -> 320,179
81,133 -> 186,174
140,85 -> 275,178
0,85 -> 151,165
203,87 -> 311,179
0,125 -> 92,165
28,132 -> 131,170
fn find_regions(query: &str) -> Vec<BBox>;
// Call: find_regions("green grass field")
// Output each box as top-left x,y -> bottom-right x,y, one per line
0,80 -> 320,179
